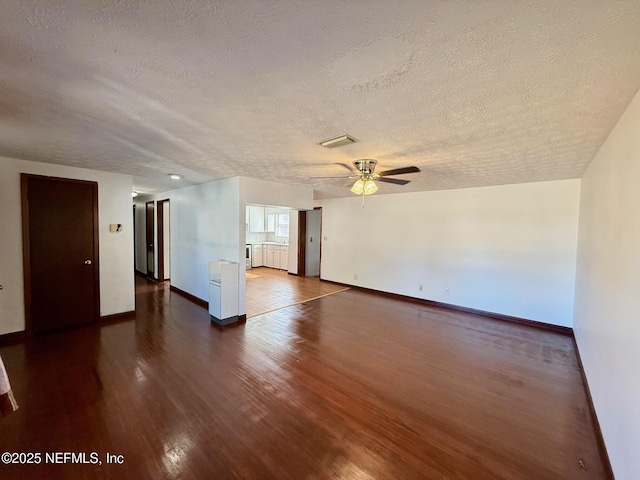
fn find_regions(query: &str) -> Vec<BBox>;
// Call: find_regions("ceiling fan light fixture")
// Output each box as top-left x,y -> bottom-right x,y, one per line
363,179 -> 378,195
351,178 -> 378,196
351,179 -> 364,195
319,134 -> 358,149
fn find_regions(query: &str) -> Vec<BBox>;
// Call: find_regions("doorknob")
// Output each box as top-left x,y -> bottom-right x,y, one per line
84,259 -> 92,265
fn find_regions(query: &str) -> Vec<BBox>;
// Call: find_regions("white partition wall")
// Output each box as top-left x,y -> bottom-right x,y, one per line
135,177 -> 241,305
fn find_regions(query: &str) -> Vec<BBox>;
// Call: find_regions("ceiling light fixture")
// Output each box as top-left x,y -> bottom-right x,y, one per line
350,179 -> 364,195
318,134 -> 358,149
363,179 -> 378,195
131,191 -> 138,197
351,177 -> 378,207
350,178 -> 378,196
169,174 -> 183,180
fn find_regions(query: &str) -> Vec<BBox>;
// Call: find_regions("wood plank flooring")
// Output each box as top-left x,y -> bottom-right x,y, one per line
245,267 -> 348,318
0,278 -> 606,479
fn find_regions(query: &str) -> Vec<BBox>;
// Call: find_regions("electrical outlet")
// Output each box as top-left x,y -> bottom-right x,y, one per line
418,284 -> 423,292
444,288 -> 450,295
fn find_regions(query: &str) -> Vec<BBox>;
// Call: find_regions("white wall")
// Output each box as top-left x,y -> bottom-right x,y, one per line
573,89 -> 640,480
239,177 -> 313,212
0,157 -> 135,334
171,178 -> 241,302
137,177 -> 241,304
246,231 -> 268,244
163,202 -> 170,279
318,179 -> 580,327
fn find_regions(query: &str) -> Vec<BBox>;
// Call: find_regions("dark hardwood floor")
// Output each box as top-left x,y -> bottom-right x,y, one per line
0,277 -> 606,479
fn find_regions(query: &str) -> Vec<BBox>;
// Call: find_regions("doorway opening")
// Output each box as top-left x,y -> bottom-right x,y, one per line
245,205 -> 327,318
145,201 -> 155,279
132,204 -> 136,275
304,208 -> 321,277
297,208 -> 322,277
157,199 -> 170,282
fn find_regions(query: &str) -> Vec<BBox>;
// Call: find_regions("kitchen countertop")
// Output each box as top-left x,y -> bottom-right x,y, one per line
248,242 -> 289,246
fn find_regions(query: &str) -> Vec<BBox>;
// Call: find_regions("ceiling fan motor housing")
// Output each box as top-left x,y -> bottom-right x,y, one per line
354,159 -> 378,176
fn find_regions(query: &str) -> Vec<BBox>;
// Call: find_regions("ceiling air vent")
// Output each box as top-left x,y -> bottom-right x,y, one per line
318,134 -> 358,149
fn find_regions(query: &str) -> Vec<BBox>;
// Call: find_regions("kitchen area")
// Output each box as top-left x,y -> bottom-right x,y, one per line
244,205 -> 331,319
246,205 -> 290,271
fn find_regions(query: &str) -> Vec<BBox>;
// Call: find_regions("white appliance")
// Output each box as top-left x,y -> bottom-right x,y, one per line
209,261 -> 239,325
245,244 -> 252,269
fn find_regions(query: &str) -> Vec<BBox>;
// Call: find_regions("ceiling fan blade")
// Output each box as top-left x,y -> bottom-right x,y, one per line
309,176 -> 352,179
378,177 -> 410,185
378,166 -> 420,176
335,162 -> 357,173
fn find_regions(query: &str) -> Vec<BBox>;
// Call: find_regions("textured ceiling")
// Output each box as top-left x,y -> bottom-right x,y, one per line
1,1 -> 640,198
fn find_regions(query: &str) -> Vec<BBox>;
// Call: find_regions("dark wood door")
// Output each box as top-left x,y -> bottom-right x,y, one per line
22,175 -> 99,334
146,201 -> 155,278
297,210 -> 307,276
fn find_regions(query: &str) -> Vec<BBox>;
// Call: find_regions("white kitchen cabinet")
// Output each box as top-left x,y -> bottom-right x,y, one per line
259,244 -> 290,270
209,261 -> 239,325
266,245 -> 277,268
273,245 -> 279,269
248,206 -> 265,232
266,213 -> 276,232
251,244 -> 263,267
